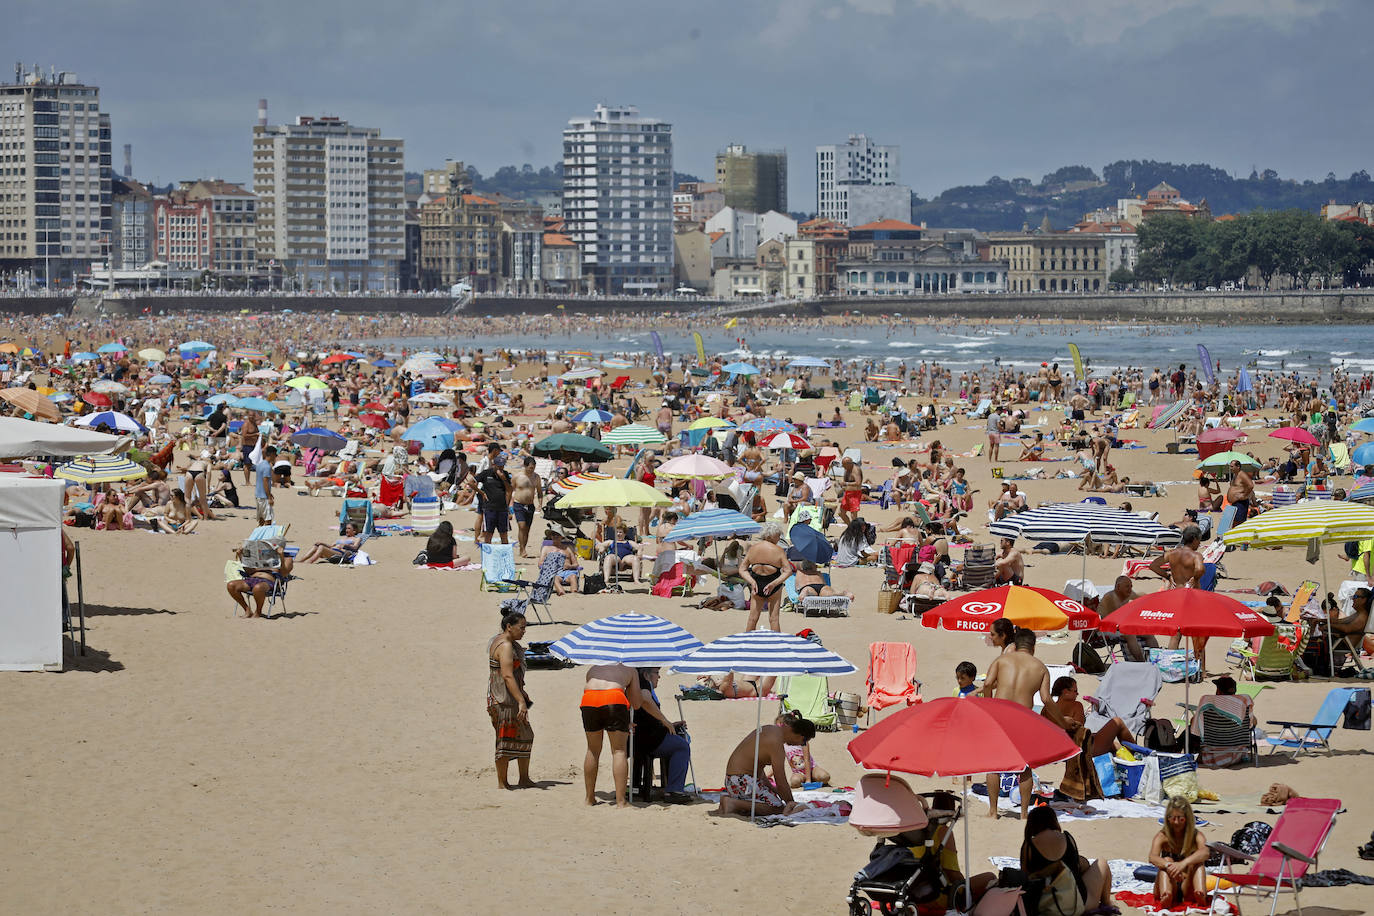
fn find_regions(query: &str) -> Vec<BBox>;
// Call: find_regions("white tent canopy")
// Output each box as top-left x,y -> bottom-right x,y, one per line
0,417 -> 130,459
0,476 -> 64,670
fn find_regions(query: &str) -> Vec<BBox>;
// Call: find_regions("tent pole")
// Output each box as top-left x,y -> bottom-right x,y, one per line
963,774 -> 972,914
1321,545 -> 1335,679
1183,637 -> 1192,754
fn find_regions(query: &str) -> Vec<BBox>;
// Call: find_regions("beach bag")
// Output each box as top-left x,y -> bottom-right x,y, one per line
1343,688 -> 1371,730
1072,641 -> 1107,675
1157,753 -> 1200,803
582,572 -> 606,595
1092,754 -> 1122,798
1035,864 -> 1085,916
876,586 -> 903,615
1141,718 -> 1183,754
1137,756 -> 1163,805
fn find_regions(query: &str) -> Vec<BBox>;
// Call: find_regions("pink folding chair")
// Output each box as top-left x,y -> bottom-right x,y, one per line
865,642 -> 922,724
1208,796 -> 1341,916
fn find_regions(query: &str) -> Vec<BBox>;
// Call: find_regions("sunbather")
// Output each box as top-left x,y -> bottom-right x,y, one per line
226,544 -> 294,619
299,522 -> 362,563
1047,676 -> 1133,757
794,561 -> 854,600
1149,797 -> 1209,907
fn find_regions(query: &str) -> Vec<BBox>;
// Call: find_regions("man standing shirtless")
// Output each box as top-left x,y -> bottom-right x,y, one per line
510,456 -> 543,557
1226,460 -> 1254,525
982,630 -> 1070,819
716,714 -> 816,818
1149,525 -> 1208,672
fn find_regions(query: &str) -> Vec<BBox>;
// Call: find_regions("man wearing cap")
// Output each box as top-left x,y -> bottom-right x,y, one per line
475,454 -> 512,545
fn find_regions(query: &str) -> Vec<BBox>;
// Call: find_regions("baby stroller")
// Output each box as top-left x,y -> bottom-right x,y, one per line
847,775 -> 966,916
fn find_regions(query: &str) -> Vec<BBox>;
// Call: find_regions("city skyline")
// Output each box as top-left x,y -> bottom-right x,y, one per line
5,0 -> 1370,207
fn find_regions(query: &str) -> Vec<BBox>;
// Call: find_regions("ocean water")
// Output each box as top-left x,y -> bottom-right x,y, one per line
364,321 -> 1368,379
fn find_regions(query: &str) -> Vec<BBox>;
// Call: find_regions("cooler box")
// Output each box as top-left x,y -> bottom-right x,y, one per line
1119,759 -> 1147,798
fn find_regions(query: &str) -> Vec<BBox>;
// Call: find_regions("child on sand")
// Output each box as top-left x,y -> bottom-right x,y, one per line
955,661 -> 978,697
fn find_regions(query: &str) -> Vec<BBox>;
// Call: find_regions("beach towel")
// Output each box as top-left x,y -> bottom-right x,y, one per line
972,792 -> 1164,821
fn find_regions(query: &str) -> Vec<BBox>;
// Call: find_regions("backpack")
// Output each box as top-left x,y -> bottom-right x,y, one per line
1140,718 -> 1183,753
1343,688 -> 1371,730
1072,640 -> 1107,675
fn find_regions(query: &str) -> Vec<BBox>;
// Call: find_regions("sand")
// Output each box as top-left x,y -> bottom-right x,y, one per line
3,391 -> 1372,915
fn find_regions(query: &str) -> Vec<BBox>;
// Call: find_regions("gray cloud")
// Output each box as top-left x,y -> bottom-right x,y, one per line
3,0 -> 1367,210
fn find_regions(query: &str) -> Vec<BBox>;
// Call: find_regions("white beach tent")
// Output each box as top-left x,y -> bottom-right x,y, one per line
0,417 -> 129,460
0,475 -> 65,670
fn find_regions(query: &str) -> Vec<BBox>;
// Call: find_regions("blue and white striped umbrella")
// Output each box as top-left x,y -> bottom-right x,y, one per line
572,408 -> 614,424
722,361 -> 760,376
737,417 -> 795,435
549,613 -> 703,666
75,411 -> 146,433
991,503 -> 1182,546
672,630 -> 856,677
1346,484 -> 1374,504
787,356 -> 830,369
661,508 -> 762,542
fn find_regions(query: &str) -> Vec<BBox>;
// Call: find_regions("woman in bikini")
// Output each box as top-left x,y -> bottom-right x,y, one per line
742,522 -> 793,632
1149,797 -> 1208,907
794,561 -> 855,600
579,661 -> 642,808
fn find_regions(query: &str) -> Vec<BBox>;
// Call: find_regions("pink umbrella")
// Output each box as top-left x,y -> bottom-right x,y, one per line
1269,426 -> 1320,447
656,454 -> 734,480
1197,427 -> 1245,444
759,432 -> 811,450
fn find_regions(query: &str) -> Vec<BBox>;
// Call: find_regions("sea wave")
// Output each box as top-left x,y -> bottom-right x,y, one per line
816,337 -> 871,346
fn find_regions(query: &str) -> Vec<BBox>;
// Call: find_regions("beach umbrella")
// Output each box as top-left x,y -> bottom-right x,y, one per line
1148,399 -> 1190,430
722,362 -> 760,376
737,417 -> 795,435
548,471 -> 614,497
360,401 -> 388,412
867,373 -> 903,384
921,585 -> 1099,634
411,351 -> 443,361
556,478 -> 670,509
179,340 -> 214,353
358,413 -> 390,431
602,358 -> 634,369
291,427 -> 348,452
0,387 -> 60,421
549,613 -> 703,666
245,368 -> 281,380
408,392 -> 453,406
786,522 -> 833,564
759,431 -> 810,450
180,378 -> 209,391
75,410 -> 144,433
321,353 -> 354,365
1269,426 -> 1321,447
440,376 -> 476,391
990,503 -> 1180,547
207,394 -> 240,407
674,631 -> 855,820
1349,418 -> 1374,435
660,508 -> 761,542
138,347 -> 166,362
1196,451 -> 1261,470
847,696 -> 1080,900
1196,427 -> 1245,445
1352,443 -> 1374,467
400,417 -> 456,451
372,359 -> 396,368
0,416 -> 130,459
600,423 -> 668,446
56,453 -> 148,484
284,376 -> 329,391
81,391 -> 112,408
96,342 -> 126,354
147,374 -> 173,385
571,408 -> 614,424
1346,484 -> 1374,504
688,417 -> 735,431
234,396 -> 281,414
70,351 -> 99,362
562,350 -> 593,359
532,433 -> 612,462
656,454 -> 733,480
1098,591 -> 1274,750
230,348 -> 268,362
342,350 -> 368,359
90,380 -> 129,395
787,356 -> 830,369
400,357 -> 439,373
560,367 -> 603,381
230,384 -> 265,398
0,342 -> 18,354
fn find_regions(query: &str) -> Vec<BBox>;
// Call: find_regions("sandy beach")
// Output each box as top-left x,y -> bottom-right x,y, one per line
3,367 -> 1372,915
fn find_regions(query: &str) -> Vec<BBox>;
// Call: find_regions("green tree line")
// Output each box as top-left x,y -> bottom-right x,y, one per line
1131,211 -> 1374,289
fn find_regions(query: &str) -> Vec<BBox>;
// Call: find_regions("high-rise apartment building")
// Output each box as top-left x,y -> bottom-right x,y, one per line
0,64 -> 111,285
714,145 -> 786,214
815,134 -> 910,227
562,104 -> 673,294
111,178 -> 154,269
252,109 -> 404,291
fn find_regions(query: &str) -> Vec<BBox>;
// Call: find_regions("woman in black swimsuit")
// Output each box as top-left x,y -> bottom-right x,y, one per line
742,522 -> 793,632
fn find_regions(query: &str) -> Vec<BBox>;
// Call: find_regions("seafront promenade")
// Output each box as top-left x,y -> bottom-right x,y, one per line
4,288 -> 1374,321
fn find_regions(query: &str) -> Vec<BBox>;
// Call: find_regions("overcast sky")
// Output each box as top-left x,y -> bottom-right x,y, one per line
7,0 -> 1369,207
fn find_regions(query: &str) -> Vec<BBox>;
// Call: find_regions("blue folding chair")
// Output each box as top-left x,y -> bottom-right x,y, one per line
1264,687 -> 1359,757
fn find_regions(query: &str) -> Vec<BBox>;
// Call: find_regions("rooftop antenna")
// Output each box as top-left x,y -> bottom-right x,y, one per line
257,98 -> 267,127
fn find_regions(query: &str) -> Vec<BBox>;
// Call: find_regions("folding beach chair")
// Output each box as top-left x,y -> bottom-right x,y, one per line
409,496 -> 441,536
969,398 -> 992,419
1264,687 -> 1359,757
339,497 -> 375,537
1233,622 -> 1308,681
882,541 -> 918,589
866,642 -> 921,724
1208,796 -> 1341,916
1084,661 -> 1162,736
783,573 -> 850,618
224,555 -> 299,618
1194,695 -> 1258,768
479,542 -> 521,593
500,551 -> 561,625
780,675 -> 837,731
959,544 -> 996,590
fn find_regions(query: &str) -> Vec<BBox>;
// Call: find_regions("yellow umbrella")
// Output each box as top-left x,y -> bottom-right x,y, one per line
284,376 -> 329,391
687,417 -> 735,431
557,478 -> 671,509
0,342 -> 20,354
440,376 -> 476,391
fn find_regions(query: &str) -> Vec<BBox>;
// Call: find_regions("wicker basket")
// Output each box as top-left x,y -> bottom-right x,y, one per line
876,587 -> 902,615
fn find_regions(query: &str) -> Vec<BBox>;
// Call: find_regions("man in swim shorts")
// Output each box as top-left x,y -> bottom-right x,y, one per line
716,716 -> 816,817
509,456 -> 542,557
580,662 -> 641,807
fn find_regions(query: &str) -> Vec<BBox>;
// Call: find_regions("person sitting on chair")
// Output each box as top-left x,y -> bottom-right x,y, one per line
599,522 -> 638,586
226,543 -> 294,619
299,522 -> 362,564
993,538 -> 1025,585
541,532 -> 582,595
794,560 -> 855,600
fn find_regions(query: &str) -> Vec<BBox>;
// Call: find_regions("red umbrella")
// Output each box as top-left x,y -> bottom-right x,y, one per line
321,353 -> 354,365
1269,426 -> 1321,447
358,413 -> 389,430
1095,589 -> 1275,638
922,585 -> 1099,633
759,432 -> 811,450
360,401 -> 388,411
848,697 -> 1080,899
82,391 -> 112,408
1197,427 -> 1245,444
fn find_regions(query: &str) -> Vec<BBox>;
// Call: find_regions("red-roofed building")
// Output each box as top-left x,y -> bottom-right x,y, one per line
418,162 -> 503,290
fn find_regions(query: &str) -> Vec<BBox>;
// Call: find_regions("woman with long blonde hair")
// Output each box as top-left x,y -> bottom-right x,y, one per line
1149,796 -> 1209,906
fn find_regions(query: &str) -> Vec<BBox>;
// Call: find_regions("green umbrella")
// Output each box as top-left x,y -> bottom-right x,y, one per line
532,433 -> 612,462
1196,451 -> 1261,470
600,423 -> 668,446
